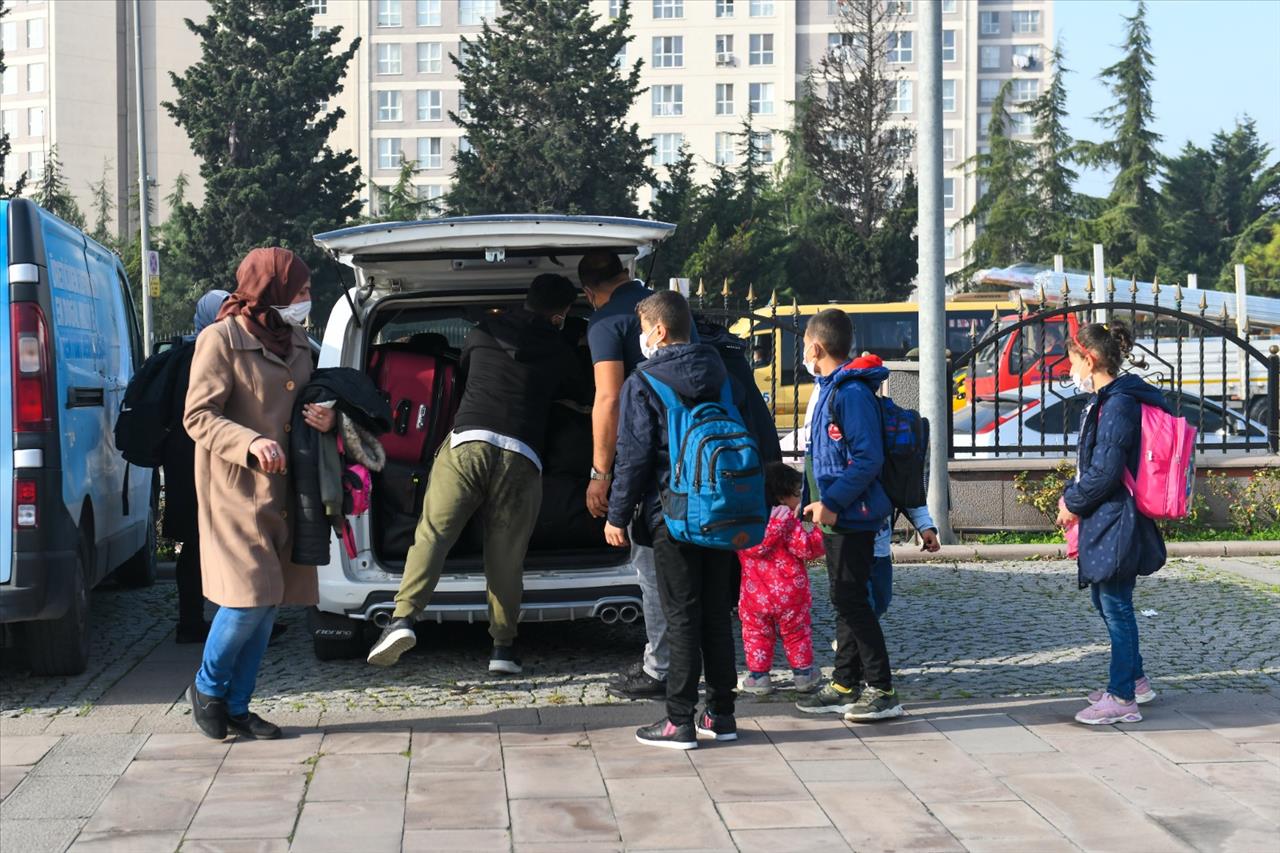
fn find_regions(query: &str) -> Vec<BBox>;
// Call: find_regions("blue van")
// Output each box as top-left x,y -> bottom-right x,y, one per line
1,199 -> 155,675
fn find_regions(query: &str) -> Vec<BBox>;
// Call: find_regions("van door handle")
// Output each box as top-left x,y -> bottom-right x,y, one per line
67,386 -> 106,408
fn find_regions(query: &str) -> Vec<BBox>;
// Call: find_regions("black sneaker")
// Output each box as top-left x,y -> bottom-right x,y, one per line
366,618 -> 417,667
607,670 -> 667,700
489,645 -> 522,675
843,687 -> 905,722
695,709 -> 738,742
610,660 -> 646,685
227,712 -> 282,740
795,682 -> 860,715
188,683 -> 228,740
635,718 -> 697,750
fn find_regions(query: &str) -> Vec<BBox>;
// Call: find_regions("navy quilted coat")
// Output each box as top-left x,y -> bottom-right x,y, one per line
1062,374 -> 1168,588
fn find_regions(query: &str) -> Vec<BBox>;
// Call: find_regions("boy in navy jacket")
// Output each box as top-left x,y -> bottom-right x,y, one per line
796,310 -> 904,722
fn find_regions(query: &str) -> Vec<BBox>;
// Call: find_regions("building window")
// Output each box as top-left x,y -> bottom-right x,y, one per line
418,42 -> 442,73
749,0 -> 774,17
27,106 -> 43,137
829,32 -> 862,59
980,11 -> 999,35
1009,112 -> 1033,136
613,44 -> 626,68
26,62 -> 44,93
377,0 -> 402,27
28,151 -> 44,181
2,110 -> 15,137
887,32 -> 912,63
376,44 -> 403,74
652,133 -> 683,166
716,34 -> 735,64
943,177 -> 955,211
652,84 -> 683,117
417,0 -> 442,26
306,0 -> 328,13
942,29 -> 955,62
26,17 -> 43,49
887,0 -> 912,15
943,128 -> 956,161
653,0 -> 683,18
458,136 -> 473,155
944,228 -> 956,260
652,36 -> 683,68
890,79 -> 912,113
459,0 -> 497,26
748,33 -> 774,66
942,79 -> 955,113
417,184 -> 444,204
1012,44 -> 1042,68
417,89 -> 442,121
979,79 -> 1000,104
1012,10 -> 1040,34
1011,78 -> 1039,102
716,0 -> 734,17
608,0 -> 622,18
715,132 -> 735,165
978,113 -> 991,138
1,68 -> 15,96
886,127 -> 912,161
980,46 -> 1000,70
752,131 -> 774,165
417,137 -> 442,169
457,93 -> 471,119
941,0 -> 956,12
377,90 -> 403,122
1,21 -> 15,51
748,82 -> 774,115
715,83 -> 734,115
377,138 -> 402,170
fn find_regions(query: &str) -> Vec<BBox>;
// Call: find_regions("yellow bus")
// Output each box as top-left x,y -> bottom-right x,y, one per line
729,299 -> 1015,431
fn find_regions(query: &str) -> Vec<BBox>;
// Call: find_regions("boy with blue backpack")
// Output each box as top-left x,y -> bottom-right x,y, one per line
604,290 -> 766,750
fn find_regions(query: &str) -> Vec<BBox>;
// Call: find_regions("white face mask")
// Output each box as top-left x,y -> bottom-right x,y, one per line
1071,367 -> 1095,394
802,345 -> 819,378
639,328 -> 660,361
275,301 -> 311,326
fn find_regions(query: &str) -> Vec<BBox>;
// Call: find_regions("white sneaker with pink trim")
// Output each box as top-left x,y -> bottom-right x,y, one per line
1087,676 -> 1156,705
1075,693 -> 1143,726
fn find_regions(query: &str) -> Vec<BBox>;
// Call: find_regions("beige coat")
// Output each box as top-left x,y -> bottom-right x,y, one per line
183,317 -> 317,608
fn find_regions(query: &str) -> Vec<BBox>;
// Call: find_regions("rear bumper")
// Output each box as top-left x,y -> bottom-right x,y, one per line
0,547 -> 78,623
339,584 -> 645,624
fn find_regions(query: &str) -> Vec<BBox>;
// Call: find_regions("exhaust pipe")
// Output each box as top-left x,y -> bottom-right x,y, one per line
371,610 -> 392,628
599,606 -> 619,625
618,605 -> 639,624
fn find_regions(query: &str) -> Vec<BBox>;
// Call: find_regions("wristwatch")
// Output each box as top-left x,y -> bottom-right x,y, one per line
589,467 -> 613,482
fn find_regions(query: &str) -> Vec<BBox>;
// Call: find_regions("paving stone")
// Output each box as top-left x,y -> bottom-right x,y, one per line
0,716 -> 53,735
509,798 -> 619,844
320,730 -> 410,754
1,765 -> 29,800
290,800 -> 404,853
752,716 -> 875,762
731,827 -> 851,852
134,733 -> 233,761
81,759 -> 221,834
504,745 -> 606,799
1184,760 -> 1280,824
401,829 -> 513,852
606,776 -> 735,850
716,799 -> 831,830
1127,729 -> 1261,763
0,818 -> 84,853
1241,741 -> 1280,764
587,725 -> 698,780
807,780 -> 964,852
412,729 -> 502,771
501,725 -> 589,748
695,756 -> 811,802
864,739 -> 1016,803
843,717 -> 944,741
46,716 -> 143,735
1175,709 -> 1280,742
929,713 -> 1056,754
513,845 -> 623,853
929,801 -> 1073,852
304,753 -> 408,802
222,732 -> 322,766
179,840 -> 290,853
67,830 -> 185,852
32,734 -> 147,777
404,771 -> 508,830
790,759 -> 898,783
0,772 -> 116,819
0,734 -> 61,766
184,764 -> 308,840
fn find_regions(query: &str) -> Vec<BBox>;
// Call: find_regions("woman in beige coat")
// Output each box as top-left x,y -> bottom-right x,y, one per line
184,247 -> 335,741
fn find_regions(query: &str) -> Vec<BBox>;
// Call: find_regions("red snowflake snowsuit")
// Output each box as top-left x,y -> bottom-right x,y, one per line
737,514 -> 825,672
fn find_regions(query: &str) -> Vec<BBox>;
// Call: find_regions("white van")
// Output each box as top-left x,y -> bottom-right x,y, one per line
1,199 -> 155,674
306,215 -> 674,660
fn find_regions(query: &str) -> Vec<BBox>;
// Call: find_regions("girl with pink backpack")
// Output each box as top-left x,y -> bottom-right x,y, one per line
1056,320 -> 1177,726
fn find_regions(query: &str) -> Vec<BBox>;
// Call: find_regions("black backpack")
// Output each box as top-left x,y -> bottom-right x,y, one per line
115,339 -> 191,468
694,318 -> 783,464
828,388 -> 930,513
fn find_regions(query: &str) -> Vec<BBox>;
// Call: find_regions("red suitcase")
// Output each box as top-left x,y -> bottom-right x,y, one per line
368,342 -> 460,464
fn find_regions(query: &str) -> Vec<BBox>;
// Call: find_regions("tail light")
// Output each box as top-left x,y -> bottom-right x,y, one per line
12,302 -> 54,432
15,479 -> 38,528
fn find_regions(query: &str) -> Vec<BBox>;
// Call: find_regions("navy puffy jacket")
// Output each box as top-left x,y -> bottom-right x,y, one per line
1062,374 -> 1168,587
806,363 -> 892,532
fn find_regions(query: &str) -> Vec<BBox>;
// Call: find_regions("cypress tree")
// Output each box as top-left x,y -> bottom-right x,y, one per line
647,144 -> 703,288
1026,44 -> 1082,265
371,159 -> 438,222
32,147 -> 86,228
87,159 -> 116,243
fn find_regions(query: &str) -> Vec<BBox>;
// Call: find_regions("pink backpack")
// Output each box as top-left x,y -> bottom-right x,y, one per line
1121,404 -> 1197,521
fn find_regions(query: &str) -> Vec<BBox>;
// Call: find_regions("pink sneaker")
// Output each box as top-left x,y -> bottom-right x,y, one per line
1087,677 -> 1156,705
1075,693 -> 1142,726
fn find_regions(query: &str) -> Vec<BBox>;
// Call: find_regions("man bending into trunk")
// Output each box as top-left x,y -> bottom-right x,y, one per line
367,274 -> 589,674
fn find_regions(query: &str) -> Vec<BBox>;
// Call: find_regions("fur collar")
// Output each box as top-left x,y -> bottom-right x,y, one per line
341,415 -> 387,472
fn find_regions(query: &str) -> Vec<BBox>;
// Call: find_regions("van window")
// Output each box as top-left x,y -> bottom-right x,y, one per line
116,269 -> 142,371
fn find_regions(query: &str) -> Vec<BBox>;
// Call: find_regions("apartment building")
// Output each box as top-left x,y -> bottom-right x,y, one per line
3,0 -> 1053,275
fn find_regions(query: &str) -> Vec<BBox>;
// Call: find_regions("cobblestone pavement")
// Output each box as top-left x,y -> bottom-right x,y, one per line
2,557 -> 1276,721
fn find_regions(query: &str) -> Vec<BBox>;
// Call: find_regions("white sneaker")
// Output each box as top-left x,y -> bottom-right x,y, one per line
739,672 -> 773,695
1088,676 -> 1156,705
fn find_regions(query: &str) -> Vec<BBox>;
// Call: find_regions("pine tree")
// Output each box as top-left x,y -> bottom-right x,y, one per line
370,158 -> 438,222
446,0 -> 651,216
1157,142 -> 1218,281
33,147 -> 87,228
1085,0 -> 1162,275
647,144 -> 703,288
0,0 -> 26,198
88,159 -> 116,243
1026,44 -> 1082,265
163,0 -> 362,311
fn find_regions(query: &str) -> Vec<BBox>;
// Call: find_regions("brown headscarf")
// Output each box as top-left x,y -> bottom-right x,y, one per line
217,247 -> 311,358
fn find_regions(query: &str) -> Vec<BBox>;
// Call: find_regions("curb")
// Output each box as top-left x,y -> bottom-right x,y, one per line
892,541 -> 1280,562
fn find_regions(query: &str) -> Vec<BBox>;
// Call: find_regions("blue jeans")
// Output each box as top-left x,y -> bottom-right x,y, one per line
868,556 -> 893,618
1091,577 -> 1144,702
195,605 -> 277,716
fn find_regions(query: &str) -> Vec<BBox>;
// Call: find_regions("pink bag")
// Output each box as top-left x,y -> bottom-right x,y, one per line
343,464 -> 372,517
1122,403 -> 1197,521
1059,496 -> 1079,558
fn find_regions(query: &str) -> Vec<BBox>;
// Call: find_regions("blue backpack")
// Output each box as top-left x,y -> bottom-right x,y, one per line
641,373 -> 767,551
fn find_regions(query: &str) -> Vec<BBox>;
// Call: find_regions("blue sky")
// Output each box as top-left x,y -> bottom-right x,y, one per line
1053,0 -> 1280,197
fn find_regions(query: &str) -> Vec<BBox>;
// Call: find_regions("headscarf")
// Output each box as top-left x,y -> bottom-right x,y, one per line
193,289 -> 231,334
216,248 -> 311,358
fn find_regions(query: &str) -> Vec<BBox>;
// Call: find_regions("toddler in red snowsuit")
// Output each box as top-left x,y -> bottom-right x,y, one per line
737,462 -> 825,695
